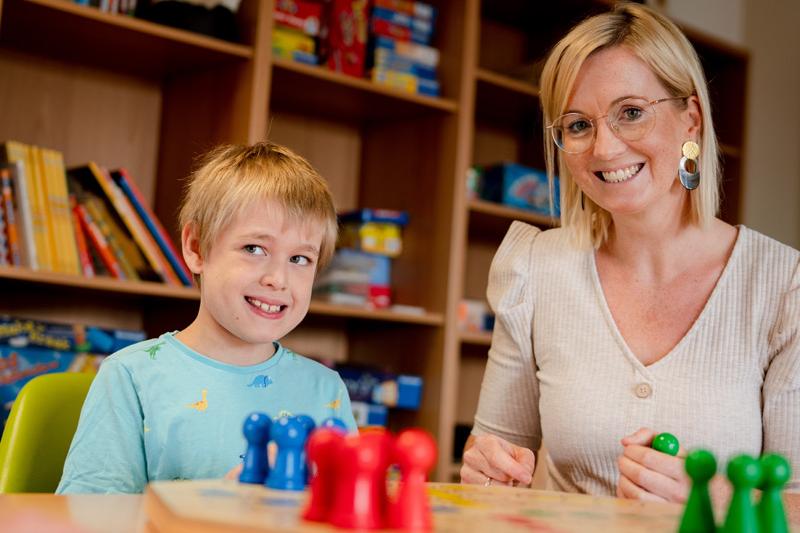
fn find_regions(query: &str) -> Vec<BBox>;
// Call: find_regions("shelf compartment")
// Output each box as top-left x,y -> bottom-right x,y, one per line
270,57 -> 458,122
0,0 -> 253,77
475,68 -> 540,129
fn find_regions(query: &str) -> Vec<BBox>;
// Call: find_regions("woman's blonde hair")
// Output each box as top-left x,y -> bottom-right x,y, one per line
179,142 -> 338,270
540,2 -> 719,249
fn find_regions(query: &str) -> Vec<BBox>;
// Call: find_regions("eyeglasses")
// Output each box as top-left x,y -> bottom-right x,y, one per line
547,96 -> 690,154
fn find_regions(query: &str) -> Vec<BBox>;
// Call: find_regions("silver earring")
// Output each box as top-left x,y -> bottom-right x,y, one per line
679,141 -> 700,190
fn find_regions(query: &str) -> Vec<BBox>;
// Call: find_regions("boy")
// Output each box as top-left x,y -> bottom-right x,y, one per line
57,142 -> 357,494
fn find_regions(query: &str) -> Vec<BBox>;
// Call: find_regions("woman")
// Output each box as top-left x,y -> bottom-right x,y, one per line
461,3 -> 799,502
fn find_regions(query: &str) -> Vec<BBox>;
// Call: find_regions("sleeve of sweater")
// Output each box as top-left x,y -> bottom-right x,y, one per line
471,221 -> 542,451
763,259 -> 800,490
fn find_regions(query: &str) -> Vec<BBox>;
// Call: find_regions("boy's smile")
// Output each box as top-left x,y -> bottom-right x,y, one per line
179,199 -> 324,366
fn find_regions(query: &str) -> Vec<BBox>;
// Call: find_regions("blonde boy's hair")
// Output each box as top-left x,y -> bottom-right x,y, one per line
539,3 -> 720,249
179,142 -> 338,270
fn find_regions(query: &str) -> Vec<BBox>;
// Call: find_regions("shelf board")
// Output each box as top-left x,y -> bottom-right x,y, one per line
0,266 -> 442,325
0,265 -> 200,300
308,300 -> 443,326
469,198 -> 558,227
270,57 -> 458,122
459,330 -> 492,346
0,0 -> 253,77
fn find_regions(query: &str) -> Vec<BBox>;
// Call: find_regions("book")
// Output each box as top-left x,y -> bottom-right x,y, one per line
93,165 -> 179,285
0,166 -> 22,266
1,142 -> 44,270
69,163 -> 173,283
0,200 -> 8,265
111,169 -> 193,286
82,194 -> 141,280
73,201 -> 126,279
27,146 -> 54,271
40,148 -> 81,275
69,195 -> 95,277
0,160 -> 35,269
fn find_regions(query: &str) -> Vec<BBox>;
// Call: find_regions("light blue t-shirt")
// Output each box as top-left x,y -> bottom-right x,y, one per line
57,332 -> 356,494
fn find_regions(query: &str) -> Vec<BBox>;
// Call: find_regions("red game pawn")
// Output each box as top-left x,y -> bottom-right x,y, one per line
389,428 -> 437,531
328,430 -> 393,530
302,428 -> 345,523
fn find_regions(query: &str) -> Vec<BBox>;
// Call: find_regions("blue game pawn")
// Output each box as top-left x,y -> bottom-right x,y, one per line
294,415 -> 316,483
239,412 -> 271,484
266,416 -> 308,491
319,416 -> 347,433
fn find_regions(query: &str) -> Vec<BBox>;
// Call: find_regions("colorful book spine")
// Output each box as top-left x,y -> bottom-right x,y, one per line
87,163 -> 179,285
2,143 -> 38,269
42,149 -> 81,275
73,202 -> 125,279
112,169 -> 193,286
0,200 -> 8,265
82,196 -> 139,280
28,145 -> 54,271
0,167 -> 22,266
69,195 -> 95,278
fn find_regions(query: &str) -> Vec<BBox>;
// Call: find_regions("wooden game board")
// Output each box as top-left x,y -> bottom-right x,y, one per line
143,479 -> 702,532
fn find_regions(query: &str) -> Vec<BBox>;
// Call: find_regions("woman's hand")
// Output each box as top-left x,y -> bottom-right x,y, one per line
616,428 -> 689,502
460,434 -> 535,487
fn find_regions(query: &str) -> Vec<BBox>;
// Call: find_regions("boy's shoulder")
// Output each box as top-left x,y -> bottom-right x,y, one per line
103,333 -> 175,367
276,345 -> 341,381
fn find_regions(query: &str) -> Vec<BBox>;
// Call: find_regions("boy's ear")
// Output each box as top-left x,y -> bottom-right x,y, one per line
181,223 -> 204,275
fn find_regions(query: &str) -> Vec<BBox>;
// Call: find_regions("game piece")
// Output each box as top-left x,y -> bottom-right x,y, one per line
319,416 -> 347,431
757,453 -> 791,533
723,454 -> 763,533
303,427 -> 346,523
239,412 -> 271,484
388,428 -> 437,531
679,449 -> 717,533
265,416 -> 308,491
328,430 -> 393,530
652,432 -> 680,456
294,414 -> 316,482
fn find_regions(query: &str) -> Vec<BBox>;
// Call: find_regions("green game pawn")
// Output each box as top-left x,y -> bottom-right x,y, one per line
757,454 -> 791,533
653,432 -> 680,456
679,449 -> 717,533
723,454 -> 763,533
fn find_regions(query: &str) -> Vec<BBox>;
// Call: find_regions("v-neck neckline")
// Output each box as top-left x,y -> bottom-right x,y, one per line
588,225 -> 746,373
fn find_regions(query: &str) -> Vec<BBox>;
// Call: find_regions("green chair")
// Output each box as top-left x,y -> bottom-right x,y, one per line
0,372 -> 94,493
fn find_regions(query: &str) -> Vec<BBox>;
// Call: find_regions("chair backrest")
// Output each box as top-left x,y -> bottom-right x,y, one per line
0,372 -> 94,493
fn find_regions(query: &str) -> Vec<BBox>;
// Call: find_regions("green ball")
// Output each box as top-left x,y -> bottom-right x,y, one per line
759,454 -> 791,489
685,450 -> 717,482
727,455 -> 762,488
652,432 -> 680,456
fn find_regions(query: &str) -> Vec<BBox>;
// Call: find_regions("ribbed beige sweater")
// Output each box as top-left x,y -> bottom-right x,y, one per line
472,222 -> 800,495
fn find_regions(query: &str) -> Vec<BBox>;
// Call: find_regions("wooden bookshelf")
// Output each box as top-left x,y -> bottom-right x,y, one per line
0,0 -> 748,481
